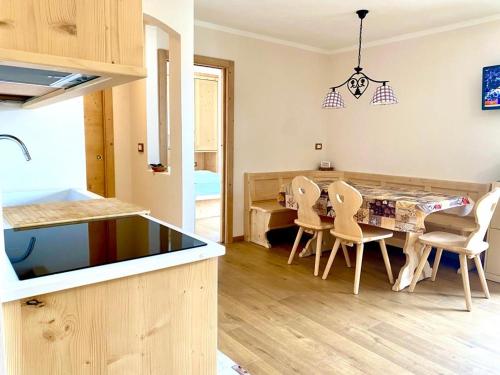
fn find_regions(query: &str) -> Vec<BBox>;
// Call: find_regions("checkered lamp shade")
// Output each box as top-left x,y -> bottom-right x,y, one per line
322,90 -> 345,109
371,84 -> 398,105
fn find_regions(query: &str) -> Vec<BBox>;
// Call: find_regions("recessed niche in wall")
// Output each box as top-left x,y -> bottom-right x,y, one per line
143,15 -> 181,171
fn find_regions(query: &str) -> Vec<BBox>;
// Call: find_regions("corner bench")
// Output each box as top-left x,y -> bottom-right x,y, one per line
249,200 -> 297,248
244,170 -> 490,251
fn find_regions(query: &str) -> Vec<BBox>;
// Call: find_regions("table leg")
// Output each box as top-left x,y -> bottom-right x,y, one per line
392,232 -> 432,291
299,230 -> 335,258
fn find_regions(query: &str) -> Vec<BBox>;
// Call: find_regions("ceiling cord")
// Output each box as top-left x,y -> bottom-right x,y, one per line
357,16 -> 363,69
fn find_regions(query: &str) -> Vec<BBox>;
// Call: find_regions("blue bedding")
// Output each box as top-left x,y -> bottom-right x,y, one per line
195,170 -> 221,197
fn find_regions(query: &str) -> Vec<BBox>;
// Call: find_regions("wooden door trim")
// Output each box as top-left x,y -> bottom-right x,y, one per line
157,48 -> 169,166
194,54 -> 234,244
102,89 -> 116,197
84,89 -> 115,198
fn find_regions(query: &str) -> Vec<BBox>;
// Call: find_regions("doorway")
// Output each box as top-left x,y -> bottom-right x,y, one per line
194,55 -> 234,244
194,65 -> 223,242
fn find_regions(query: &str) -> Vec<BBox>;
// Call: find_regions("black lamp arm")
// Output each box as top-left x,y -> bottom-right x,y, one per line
329,71 -> 388,91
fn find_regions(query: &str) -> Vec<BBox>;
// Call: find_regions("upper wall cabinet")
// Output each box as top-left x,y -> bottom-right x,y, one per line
0,0 -> 145,108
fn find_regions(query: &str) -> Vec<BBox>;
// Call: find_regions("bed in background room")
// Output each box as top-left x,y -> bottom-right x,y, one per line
195,170 -> 221,219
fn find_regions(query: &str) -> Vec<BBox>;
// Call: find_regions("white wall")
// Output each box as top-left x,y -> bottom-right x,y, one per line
194,26 -> 331,236
0,98 -> 86,193
113,0 -> 195,229
324,20 -> 500,183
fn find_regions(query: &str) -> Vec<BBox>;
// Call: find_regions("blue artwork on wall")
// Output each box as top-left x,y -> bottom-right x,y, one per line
482,65 -> 500,110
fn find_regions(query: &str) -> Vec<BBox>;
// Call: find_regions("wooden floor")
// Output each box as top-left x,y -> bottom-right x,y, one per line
218,238 -> 500,375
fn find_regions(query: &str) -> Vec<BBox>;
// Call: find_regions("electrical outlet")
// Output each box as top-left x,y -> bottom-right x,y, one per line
315,143 -> 323,150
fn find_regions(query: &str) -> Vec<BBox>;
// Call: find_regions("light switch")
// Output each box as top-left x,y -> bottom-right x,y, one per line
137,143 -> 144,153
315,143 -> 323,150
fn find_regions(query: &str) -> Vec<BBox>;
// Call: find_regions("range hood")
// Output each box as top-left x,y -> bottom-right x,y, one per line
0,65 -> 100,104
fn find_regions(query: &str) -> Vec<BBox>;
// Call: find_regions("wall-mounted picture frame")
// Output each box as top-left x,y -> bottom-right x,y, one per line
482,65 -> 500,110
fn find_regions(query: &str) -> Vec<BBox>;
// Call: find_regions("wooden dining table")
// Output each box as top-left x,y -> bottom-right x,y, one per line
278,180 -> 474,291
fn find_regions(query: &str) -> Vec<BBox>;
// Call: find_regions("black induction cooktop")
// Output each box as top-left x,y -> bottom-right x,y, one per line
4,215 -> 207,280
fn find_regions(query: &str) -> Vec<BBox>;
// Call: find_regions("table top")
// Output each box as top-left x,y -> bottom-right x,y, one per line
278,180 -> 473,233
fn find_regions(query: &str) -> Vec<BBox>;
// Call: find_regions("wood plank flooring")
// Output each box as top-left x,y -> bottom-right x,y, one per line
218,239 -> 500,375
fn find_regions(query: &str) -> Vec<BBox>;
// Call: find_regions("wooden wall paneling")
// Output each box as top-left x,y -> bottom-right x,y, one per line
1,258 -> 218,375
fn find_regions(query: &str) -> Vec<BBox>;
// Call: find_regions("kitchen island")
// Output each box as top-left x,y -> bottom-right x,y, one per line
0,203 -> 225,374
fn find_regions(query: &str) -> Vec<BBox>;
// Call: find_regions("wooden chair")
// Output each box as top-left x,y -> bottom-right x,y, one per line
287,176 -> 351,276
410,188 -> 500,311
322,180 -> 394,294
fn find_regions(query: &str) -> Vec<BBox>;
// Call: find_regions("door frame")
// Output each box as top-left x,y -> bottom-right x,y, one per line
194,55 -> 234,244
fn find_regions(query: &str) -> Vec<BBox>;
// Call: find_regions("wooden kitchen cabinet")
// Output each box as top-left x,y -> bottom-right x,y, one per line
0,0 -> 143,67
0,0 -> 145,108
1,258 -> 218,374
485,181 -> 500,282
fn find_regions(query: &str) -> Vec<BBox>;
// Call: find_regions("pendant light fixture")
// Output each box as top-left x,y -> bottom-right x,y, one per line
323,10 -> 398,108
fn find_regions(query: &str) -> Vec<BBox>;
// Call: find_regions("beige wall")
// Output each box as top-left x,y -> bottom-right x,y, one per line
115,12 -> 500,239
195,26 -> 331,236
324,20 -> 500,183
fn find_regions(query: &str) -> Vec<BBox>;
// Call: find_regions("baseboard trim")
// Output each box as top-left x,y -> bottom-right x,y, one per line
232,235 -> 244,242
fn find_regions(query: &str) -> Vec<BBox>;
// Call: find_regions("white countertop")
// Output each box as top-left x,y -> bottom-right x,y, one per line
0,201 -> 225,303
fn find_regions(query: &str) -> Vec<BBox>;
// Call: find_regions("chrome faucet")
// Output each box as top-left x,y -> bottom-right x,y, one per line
0,134 -> 31,161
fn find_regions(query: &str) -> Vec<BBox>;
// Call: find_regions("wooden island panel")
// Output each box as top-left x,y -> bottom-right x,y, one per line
2,258 -> 218,375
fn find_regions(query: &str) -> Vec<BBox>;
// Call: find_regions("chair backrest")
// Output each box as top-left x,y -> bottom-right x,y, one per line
292,176 -> 322,227
466,187 -> 500,250
328,180 -> 363,240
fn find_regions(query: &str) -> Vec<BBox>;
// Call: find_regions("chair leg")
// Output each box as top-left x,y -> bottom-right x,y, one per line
353,243 -> 364,295
474,255 -> 490,299
288,226 -> 304,264
341,243 -> 351,268
431,248 -> 443,282
459,254 -> 472,312
314,230 -> 323,276
322,238 -> 341,280
378,240 -> 394,284
409,245 -> 432,292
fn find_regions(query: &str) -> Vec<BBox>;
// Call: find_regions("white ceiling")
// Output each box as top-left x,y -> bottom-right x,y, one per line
194,0 -> 500,53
